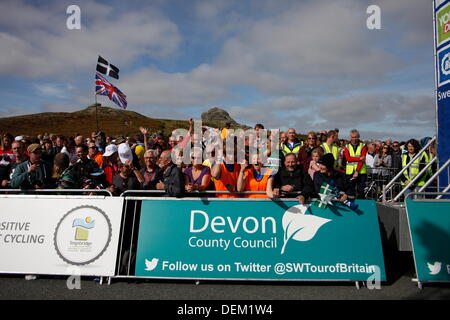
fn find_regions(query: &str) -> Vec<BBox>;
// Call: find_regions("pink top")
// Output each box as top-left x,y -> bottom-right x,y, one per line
308,160 -> 320,180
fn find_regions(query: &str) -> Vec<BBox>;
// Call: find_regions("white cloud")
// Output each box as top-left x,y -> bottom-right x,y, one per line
0,0 -> 436,143
121,68 -> 233,107
0,0 -> 181,78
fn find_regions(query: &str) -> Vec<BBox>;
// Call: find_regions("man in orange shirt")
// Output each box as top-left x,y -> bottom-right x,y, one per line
88,142 -> 104,168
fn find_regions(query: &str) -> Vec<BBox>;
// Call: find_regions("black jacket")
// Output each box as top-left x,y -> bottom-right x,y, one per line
273,166 -> 314,199
163,164 -> 184,197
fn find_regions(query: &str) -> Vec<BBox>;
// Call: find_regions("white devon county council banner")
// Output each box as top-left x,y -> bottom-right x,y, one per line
0,196 -> 123,276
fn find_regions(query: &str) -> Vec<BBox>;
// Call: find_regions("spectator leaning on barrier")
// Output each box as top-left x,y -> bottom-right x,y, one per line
237,154 -> 275,199
313,153 -> 352,202
10,143 -> 52,189
268,153 -> 314,204
184,148 -> 211,193
158,150 -> 184,197
108,160 -> 142,196
140,149 -> 164,191
211,142 -> 241,198
344,129 -> 367,199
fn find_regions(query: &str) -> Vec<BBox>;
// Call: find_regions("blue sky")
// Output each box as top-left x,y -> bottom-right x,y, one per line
0,0 -> 436,141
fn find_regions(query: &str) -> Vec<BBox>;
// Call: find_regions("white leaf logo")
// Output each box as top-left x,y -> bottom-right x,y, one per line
281,204 -> 331,254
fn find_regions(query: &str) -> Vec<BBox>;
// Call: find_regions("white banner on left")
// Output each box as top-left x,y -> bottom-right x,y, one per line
0,197 -> 124,276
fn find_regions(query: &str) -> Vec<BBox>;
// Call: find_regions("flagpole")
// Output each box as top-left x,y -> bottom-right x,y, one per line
95,92 -> 99,132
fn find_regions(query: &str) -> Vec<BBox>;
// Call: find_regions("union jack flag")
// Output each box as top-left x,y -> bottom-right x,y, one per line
95,72 -> 127,109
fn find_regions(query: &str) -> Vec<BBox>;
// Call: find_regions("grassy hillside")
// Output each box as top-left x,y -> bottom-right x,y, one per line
0,105 -> 239,138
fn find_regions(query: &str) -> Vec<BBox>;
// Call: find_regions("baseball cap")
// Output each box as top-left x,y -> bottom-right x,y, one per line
118,143 -> 133,164
103,144 -> 118,157
317,153 -> 335,170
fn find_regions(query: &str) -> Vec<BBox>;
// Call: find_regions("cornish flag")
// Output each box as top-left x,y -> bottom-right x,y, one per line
95,72 -> 127,109
96,56 -> 119,79
314,182 -> 334,209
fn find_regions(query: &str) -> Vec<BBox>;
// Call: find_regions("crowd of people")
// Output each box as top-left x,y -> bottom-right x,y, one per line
0,121 -> 436,202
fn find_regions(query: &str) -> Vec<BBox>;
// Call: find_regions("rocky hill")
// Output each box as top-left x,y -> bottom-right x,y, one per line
201,107 -> 238,126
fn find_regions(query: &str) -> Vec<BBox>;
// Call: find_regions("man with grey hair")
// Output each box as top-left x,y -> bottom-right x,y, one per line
343,129 -> 368,199
158,150 -> 184,197
140,149 -> 163,190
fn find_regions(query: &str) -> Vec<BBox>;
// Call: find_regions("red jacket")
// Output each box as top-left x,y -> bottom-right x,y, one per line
344,143 -> 367,173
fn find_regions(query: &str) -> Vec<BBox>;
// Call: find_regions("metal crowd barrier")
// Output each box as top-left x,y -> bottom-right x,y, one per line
382,136 -> 437,201
365,167 -> 399,201
115,190 -> 303,278
405,191 -> 450,201
0,189 -> 113,197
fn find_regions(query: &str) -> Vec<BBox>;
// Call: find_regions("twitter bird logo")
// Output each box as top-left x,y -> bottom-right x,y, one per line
145,258 -> 159,271
427,261 -> 442,275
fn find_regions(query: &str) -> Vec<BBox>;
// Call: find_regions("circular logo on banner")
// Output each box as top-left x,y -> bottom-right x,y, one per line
53,205 -> 112,265
442,53 -> 450,76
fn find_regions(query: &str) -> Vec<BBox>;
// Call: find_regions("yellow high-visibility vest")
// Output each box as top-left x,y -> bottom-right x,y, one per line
321,143 -> 339,168
346,142 -> 367,175
402,152 -> 429,186
281,141 -> 302,155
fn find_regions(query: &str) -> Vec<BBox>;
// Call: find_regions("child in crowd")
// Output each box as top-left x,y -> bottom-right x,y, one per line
308,147 -> 323,180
